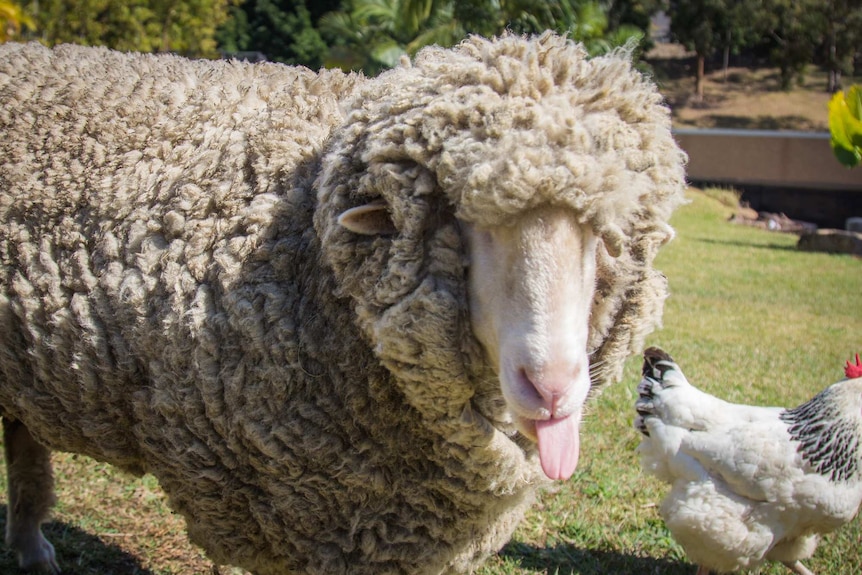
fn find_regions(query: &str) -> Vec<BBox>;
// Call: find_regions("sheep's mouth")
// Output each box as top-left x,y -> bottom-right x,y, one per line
461,401 -> 581,481
515,413 -> 581,481
466,371 -> 584,481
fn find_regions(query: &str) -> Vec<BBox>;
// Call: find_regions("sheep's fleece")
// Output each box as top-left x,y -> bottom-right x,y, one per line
0,33 -> 686,574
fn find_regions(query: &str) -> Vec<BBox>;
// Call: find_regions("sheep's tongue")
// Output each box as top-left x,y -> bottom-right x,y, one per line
535,415 -> 579,481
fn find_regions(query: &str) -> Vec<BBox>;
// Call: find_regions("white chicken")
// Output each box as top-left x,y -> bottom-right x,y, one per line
634,347 -> 862,575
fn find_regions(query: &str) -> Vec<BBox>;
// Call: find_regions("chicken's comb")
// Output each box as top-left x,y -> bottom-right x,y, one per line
846,354 -> 862,379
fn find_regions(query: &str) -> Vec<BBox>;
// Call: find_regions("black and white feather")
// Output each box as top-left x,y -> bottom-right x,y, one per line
781,386 -> 862,482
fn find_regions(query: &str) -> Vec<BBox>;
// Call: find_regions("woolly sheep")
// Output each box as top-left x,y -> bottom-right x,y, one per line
0,33 -> 686,574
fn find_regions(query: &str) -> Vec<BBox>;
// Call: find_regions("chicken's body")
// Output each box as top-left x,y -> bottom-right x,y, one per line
635,348 -> 862,575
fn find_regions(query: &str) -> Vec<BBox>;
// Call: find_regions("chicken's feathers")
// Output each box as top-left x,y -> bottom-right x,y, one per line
636,347 -> 768,432
781,386 -> 862,482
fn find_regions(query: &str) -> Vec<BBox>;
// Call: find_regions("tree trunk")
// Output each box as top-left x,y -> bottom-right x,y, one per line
827,23 -> 838,93
829,70 -> 842,94
723,29 -> 731,83
695,53 -> 705,101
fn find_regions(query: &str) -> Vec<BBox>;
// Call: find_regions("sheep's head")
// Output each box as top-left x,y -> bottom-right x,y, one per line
315,32 -> 686,481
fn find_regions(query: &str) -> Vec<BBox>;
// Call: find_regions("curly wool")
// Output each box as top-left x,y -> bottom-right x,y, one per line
317,33 -> 686,392
0,33 -> 685,575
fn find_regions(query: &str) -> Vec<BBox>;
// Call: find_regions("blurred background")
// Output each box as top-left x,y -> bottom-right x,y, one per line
0,0 -> 858,94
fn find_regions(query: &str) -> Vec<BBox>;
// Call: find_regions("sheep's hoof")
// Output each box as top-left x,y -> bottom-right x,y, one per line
14,531 -> 60,574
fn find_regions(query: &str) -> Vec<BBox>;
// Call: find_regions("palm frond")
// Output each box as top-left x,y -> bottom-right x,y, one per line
406,20 -> 463,54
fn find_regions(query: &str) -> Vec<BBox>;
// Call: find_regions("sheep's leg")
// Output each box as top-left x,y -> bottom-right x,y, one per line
783,560 -> 815,575
3,418 -> 59,573
695,567 -> 711,575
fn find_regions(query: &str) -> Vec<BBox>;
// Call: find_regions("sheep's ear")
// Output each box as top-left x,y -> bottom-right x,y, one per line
337,202 -> 397,235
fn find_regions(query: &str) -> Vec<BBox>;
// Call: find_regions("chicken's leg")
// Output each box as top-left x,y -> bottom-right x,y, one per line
783,560 -> 815,575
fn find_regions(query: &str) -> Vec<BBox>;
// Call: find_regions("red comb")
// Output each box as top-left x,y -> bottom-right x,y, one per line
846,354 -> 862,379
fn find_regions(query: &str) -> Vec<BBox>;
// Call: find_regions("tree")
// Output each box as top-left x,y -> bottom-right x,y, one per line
668,0 -> 732,101
753,0 -> 862,93
216,0 -> 337,66
561,1 -> 645,57
759,0 -> 822,90
319,0 -> 453,74
715,0 -> 771,81
0,0 -> 35,41
821,0 -> 862,93
607,0 -> 663,51
24,0 -> 234,56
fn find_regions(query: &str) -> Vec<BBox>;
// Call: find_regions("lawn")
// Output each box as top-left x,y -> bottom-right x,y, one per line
0,188 -> 860,574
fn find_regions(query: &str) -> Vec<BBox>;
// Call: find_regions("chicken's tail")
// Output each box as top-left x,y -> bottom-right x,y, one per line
642,347 -> 678,381
635,347 -> 685,436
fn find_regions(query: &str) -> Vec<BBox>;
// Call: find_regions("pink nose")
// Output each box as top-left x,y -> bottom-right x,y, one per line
522,363 -> 582,416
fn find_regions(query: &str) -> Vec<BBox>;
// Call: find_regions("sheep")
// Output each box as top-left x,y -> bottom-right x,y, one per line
0,32 -> 686,574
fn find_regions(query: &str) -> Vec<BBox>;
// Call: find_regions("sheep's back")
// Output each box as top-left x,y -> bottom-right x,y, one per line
0,43 -> 357,463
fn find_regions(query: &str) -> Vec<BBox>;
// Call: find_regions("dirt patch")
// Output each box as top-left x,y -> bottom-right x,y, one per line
645,43 -> 848,132
730,207 -> 818,234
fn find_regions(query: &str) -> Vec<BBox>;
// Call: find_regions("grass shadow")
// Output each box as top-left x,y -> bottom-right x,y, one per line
644,55 -> 696,83
498,541 -> 694,575
690,114 -> 821,131
692,236 -> 799,252
0,505 -> 155,575
724,68 -> 788,92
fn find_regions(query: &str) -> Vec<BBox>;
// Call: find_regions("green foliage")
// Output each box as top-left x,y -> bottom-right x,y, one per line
216,0 -> 334,67
552,0 -> 637,56
24,0 -> 235,57
607,0 -> 662,52
320,0 -> 649,74
829,85 -> 862,168
0,0 -> 35,42
668,0 -> 728,57
667,0 -> 763,64
760,0 -> 823,90
667,0 -> 771,59
666,0 -> 759,98
816,0 -> 862,79
822,0 -> 862,91
319,0 -> 424,74
216,3 -> 252,53
607,0 -> 661,32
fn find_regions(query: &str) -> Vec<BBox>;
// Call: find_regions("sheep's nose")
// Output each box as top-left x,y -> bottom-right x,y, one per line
522,363 -> 583,417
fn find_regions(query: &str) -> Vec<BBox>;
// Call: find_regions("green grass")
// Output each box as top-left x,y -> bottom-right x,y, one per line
0,188 -> 860,574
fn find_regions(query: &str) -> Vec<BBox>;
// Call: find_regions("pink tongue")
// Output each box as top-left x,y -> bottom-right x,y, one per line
535,415 -> 579,480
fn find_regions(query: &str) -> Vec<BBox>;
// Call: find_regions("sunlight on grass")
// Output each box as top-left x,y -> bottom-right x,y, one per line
0,189 -> 859,574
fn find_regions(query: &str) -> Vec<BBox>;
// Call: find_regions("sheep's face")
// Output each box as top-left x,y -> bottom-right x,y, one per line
336,201 -> 597,481
462,207 -> 597,481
